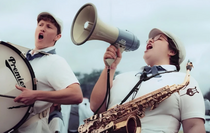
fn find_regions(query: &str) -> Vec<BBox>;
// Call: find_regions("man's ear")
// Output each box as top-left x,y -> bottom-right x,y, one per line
168,50 -> 176,56
54,34 -> 61,41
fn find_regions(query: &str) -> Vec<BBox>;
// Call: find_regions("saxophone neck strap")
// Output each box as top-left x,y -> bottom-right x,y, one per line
119,70 -> 177,105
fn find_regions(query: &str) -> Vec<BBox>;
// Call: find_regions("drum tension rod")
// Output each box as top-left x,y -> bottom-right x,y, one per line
8,105 -> 29,109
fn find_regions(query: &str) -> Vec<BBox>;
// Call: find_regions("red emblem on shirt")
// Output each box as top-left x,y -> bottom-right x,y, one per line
181,87 -> 199,96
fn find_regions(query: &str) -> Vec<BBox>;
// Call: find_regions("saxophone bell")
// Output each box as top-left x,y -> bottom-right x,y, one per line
113,115 -> 141,133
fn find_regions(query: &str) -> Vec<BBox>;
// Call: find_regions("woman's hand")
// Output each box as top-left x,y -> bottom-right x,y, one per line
103,45 -> 122,69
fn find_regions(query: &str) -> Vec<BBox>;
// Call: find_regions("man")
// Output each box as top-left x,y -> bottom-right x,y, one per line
68,89 -> 93,133
14,12 -> 83,133
90,28 -> 205,133
48,103 -> 64,133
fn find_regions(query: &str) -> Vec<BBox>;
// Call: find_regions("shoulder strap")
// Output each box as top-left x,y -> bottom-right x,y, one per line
119,70 -> 177,105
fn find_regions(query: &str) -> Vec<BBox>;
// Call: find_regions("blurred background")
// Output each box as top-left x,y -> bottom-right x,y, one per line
0,0 -> 210,132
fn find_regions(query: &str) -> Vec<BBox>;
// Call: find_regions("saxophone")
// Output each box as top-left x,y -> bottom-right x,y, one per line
78,62 -> 193,133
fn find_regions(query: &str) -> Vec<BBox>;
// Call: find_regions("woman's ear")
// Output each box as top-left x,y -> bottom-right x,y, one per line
168,50 -> 176,56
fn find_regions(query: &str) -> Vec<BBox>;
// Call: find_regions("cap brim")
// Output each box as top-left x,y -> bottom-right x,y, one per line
149,28 -> 166,38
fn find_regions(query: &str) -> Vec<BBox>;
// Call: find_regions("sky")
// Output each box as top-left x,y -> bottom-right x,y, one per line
0,0 -> 210,94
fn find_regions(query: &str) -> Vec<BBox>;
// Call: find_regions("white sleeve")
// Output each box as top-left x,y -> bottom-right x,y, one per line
179,76 -> 205,121
47,56 -> 79,90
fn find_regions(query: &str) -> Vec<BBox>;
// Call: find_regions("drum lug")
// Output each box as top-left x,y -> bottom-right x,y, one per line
20,52 -> 27,59
34,78 -> 38,84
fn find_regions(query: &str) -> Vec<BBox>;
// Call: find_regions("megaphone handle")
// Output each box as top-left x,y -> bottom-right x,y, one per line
105,45 -> 125,67
105,58 -> 115,67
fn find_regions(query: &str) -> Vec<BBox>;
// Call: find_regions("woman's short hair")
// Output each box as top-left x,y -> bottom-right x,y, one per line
168,37 -> 180,71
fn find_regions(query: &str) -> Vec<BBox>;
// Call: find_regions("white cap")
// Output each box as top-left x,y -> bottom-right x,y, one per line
37,12 -> 63,34
149,28 -> 186,64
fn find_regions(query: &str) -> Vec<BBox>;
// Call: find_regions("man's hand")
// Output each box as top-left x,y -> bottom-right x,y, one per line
14,85 -> 37,105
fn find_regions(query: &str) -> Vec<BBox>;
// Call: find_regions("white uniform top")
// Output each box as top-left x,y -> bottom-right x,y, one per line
18,46 -> 79,133
109,65 -> 205,133
78,98 -> 94,126
61,105 -> 71,133
49,117 -> 64,133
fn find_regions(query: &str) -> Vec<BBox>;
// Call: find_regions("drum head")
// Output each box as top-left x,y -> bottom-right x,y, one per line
0,41 -> 36,133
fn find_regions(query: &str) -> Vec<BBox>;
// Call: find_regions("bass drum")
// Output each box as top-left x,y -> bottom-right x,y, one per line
0,41 -> 36,133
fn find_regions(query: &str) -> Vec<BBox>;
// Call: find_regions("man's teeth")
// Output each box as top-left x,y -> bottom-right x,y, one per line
39,34 -> 43,39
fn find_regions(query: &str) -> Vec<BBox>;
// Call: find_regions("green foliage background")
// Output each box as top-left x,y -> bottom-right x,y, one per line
75,69 -> 120,99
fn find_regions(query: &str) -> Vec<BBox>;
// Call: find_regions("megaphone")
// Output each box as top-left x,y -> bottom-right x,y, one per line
71,3 -> 140,66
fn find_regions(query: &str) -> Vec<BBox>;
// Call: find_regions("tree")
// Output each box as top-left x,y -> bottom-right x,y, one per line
204,88 -> 210,101
75,69 -> 120,99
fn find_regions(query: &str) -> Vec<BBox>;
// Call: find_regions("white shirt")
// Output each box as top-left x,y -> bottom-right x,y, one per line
49,117 -> 64,133
109,65 -> 205,133
18,46 -> 79,133
78,98 -> 94,126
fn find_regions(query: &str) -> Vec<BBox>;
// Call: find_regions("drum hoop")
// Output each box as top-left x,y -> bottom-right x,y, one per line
0,41 -> 37,133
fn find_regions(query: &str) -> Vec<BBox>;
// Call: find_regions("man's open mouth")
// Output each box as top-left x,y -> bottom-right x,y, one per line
38,33 -> 44,39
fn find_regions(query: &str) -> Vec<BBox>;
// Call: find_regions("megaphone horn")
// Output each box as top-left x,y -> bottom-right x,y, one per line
71,3 -> 140,66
